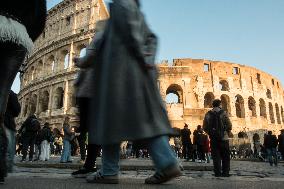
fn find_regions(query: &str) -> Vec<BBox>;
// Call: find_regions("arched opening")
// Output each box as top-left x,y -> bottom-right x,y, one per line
219,80 -> 230,91
64,52 -> 70,69
266,89 -> 272,99
248,96 -> 257,117
235,95 -> 245,118
31,66 -> 35,81
30,94 -> 37,115
53,87 -> 64,109
79,48 -> 86,58
37,60 -> 43,78
275,103 -> 281,124
40,91 -> 49,112
281,106 -> 284,123
23,98 -> 29,117
204,92 -> 214,108
166,84 -> 183,104
47,55 -> 55,73
221,94 -> 231,116
259,98 -> 267,118
269,102 -> 275,123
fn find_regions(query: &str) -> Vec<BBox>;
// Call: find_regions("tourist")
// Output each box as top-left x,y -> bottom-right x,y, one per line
278,129 -> 284,160
196,126 -> 206,162
60,117 -> 74,163
86,0 -> 181,184
19,115 -> 41,162
3,90 -> 21,172
203,99 -> 232,177
203,134 -> 211,163
39,123 -> 52,161
180,123 -> 192,161
54,136 -> 63,155
264,131 -> 278,166
174,137 -> 181,158
0,0 -> 46,184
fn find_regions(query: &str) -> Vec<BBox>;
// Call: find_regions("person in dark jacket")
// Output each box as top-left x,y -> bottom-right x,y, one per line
19,115 -> 41,162
278,130 -> 284,160
3,90 -> 21,173
0,0 -> 46,183
264,131 -> 278,166
86,0 -> 180,184
203,99 -> 232,177
71,20 -> 106,178
180,124 -> 192,161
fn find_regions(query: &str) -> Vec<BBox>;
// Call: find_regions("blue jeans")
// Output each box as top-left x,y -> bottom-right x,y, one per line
5,127 -> 15,173
266,148 -> 278,166
101,136 -> 178,176
60,139 -> 71,162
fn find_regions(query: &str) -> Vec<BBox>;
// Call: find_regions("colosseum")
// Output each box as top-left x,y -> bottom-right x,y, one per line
17,0 -> 284,144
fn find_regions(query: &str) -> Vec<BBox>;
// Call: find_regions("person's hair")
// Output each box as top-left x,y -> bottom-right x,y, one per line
197,125 -> 202,130
184,123 -> 188,128
64,117 -> 70,123
212,99 -> 222,108
44,122 -> 49,127
268,131 -> 272,135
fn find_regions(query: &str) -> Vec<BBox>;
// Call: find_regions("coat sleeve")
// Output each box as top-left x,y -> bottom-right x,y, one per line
111,0 -> 146,65
9,91 -> 21,117
203,113 -> 210,135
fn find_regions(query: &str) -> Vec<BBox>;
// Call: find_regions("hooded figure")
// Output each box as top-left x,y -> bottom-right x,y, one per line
86,0 -> 181,184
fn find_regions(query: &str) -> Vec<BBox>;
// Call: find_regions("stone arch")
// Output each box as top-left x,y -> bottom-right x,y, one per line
30,94 -> 38,115
219,80 -> 230,91
23,98 -> 29,117
275,103 -> 281,124
204,92 -> 214,108
266,89 -> 272,99
37,60 -> 43,78
259,98 -> 267,118
269,102 -> 275,123
31,66 -> 35,81
235,95 -> 245,118
63,51 -> 70,69
46,55 -> 55,74
53,87 -> 64,109
39,90 -> 49,113
248,96 -> 257,117
76,44 -> 87,58
166,84 -> 183,104
221,94 -> 231,116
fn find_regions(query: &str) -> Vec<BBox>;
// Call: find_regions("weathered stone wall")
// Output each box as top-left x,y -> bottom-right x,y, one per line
18,0 -> 284,143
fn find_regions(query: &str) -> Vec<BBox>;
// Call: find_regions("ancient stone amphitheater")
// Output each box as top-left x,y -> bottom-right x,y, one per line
18,0 -> 284,143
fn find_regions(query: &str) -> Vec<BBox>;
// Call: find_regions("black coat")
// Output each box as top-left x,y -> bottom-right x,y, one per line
89,0 -> 174,145
181,128 -> 191,144
0,0 -> 47,41
4,90 -> 21,131
264,134 -> 278,149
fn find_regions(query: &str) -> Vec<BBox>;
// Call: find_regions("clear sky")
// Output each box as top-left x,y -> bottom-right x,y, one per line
12,0 -> 284,93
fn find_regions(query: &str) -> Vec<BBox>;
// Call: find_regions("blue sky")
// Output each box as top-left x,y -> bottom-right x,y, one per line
12,0 -> 284,93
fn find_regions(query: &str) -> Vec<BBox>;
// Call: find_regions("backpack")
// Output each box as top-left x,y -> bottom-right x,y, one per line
26,118 -> 40,133
208,110 -> 225,140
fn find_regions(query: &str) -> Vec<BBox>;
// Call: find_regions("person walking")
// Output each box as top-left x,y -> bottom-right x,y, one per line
39,123 -> 52,161
278,129 -> 284,160
180,124 -> 192,161
86,0 -> 181,184
264,131 -> 278,166
60,117 -> 74,163
196,126 -> 206,162
203,99 -> 232,177
0,0 -> 46,184
71,20 -> 106,178
19,115 -> 41,162
3,90 -> 21,172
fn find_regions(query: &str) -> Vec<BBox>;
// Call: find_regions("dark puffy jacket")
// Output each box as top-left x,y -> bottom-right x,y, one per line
181,128 -> 191,144
0,0 -> 47,41
264,134 -> 278,149
4,90 -> 21,131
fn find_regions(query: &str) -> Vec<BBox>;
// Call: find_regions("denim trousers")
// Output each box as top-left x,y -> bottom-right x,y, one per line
60,139 -> 71,162
40,140 -> 50,161
266,148 -> 278,165
5,127 -> 15,172
101,135 -> 178,176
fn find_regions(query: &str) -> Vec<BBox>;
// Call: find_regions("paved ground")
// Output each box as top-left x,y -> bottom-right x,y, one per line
2,160 -> 284,189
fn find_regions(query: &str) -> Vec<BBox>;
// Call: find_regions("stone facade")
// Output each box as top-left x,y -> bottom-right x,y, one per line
18,0 -> 284,143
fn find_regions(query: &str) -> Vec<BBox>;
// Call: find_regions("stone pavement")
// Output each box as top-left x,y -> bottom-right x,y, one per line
15,156 -> 213,171
2,160 -> 284,189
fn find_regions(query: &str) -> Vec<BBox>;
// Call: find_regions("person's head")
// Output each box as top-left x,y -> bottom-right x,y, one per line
268,131 -> 272,135
212,99 -> 222,108
281,130 -> 284,134
44,122 -> 49,128
197,125 -> 202,130
64,117 -> 70,124
184,123 -> 188,129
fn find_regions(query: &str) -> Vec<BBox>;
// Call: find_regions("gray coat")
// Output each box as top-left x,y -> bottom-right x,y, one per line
75,32 -> 104,98
89,0 -> 174,145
